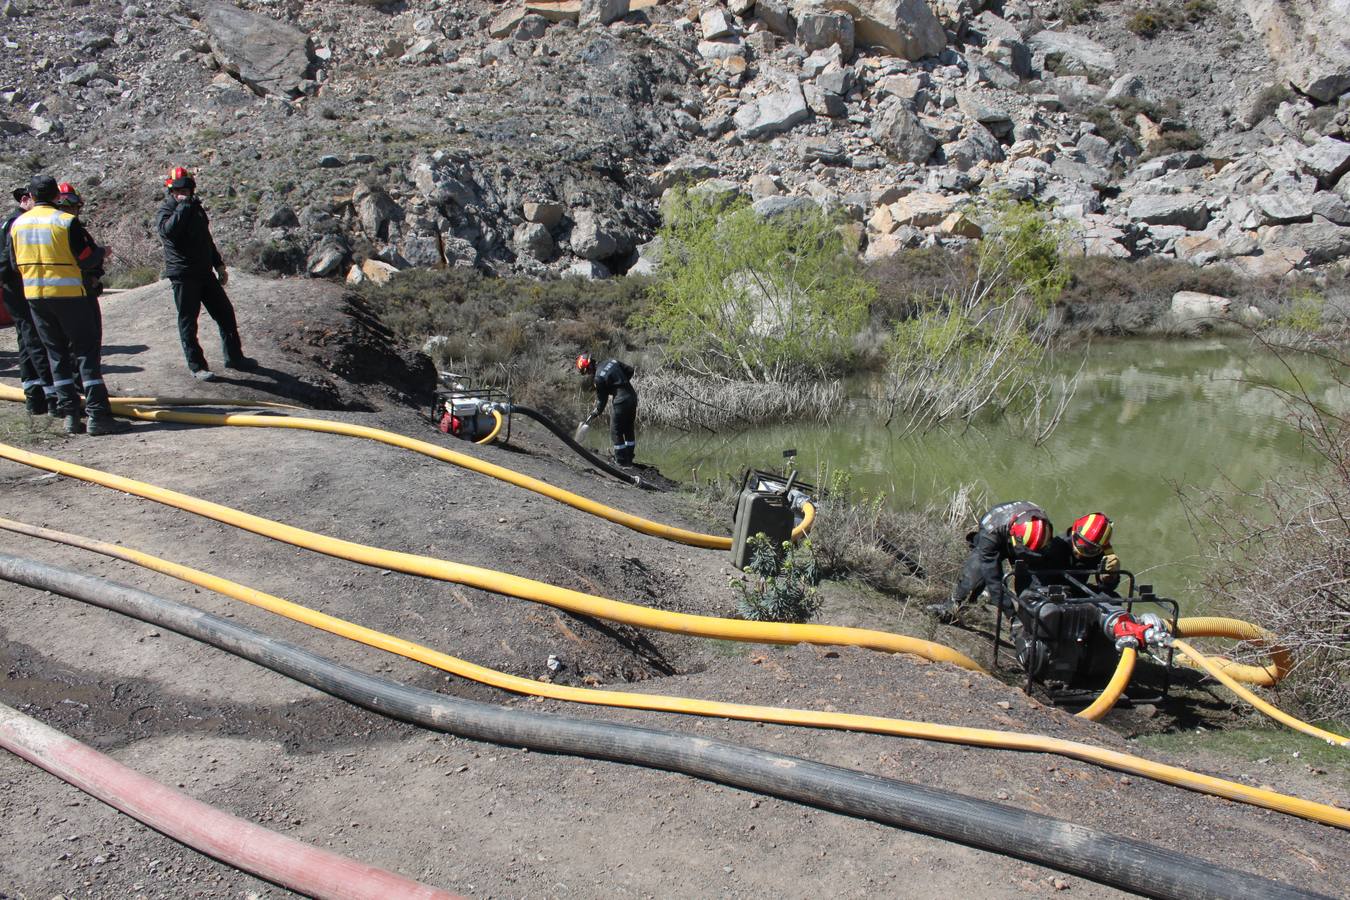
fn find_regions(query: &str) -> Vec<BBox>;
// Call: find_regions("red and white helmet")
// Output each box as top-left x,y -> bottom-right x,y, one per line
575,352 -> 595,374
1008,511 -> 1052,555
1070,513 -> 1113,558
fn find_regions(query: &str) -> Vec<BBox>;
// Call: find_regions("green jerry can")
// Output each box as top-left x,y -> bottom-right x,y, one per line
729,470 -> 797,570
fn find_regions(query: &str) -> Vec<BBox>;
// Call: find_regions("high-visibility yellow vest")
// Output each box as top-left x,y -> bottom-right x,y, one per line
10,204 -> 85,299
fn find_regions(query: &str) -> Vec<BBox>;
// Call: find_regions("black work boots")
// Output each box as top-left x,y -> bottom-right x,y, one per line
64,414 -> 131,436
23,388 -> 48,416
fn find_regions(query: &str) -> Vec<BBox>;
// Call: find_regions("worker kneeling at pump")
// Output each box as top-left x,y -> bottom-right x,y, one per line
928,500 -> 1052,624
576,352 -> 638,467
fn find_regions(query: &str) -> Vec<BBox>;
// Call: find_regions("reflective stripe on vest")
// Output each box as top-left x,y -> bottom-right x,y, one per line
11,205 -> 83,299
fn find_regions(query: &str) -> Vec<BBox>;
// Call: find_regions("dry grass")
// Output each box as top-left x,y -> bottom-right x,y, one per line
639,372 -> 844,430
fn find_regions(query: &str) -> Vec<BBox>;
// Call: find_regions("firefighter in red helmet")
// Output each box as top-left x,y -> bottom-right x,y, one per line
928,501 -> 1053,624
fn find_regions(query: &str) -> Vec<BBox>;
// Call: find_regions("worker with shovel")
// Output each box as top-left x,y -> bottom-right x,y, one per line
575,352 -> 638,467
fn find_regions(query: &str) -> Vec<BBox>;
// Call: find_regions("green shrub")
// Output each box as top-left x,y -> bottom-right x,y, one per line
1246,83 -> 1293,124
1141,128 -> 1205,160
1059,0 -> 1101,24
1279,290 -> 1325,333
643,190 -> 873,382
730,534 -> 822,623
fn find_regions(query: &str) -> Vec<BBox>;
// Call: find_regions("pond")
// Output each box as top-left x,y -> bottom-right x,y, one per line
638,338 -> 1347,612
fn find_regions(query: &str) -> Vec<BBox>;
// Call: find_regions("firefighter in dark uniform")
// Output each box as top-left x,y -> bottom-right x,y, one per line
576,352 -> 638,466
0,185 -> 56,415
928,500 -> 1053,623
8,175 -> 126,436
156,166 -> 254,381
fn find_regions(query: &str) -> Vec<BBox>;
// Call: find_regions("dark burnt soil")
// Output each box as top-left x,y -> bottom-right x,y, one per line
0,273 -> 1346,899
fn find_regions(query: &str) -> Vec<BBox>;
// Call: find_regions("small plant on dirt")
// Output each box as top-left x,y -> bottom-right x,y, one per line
730,534 -> 822,623
1059,0 -> 1101,24
104,265 -> 161,289
643,189 -> 873,383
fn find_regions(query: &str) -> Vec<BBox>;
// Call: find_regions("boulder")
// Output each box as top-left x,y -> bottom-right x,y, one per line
1028,30 -> 1116,78
514,14 -> 550,39
1171,291 -> 1232,322
1253,192 -> 1314,225
579,0 -> 628,24
938,211 -> 981,238
1297,137 -> 1350,187
569,209 -> 619,260
733,84 -> 809,139
816,64 -> 851,96
804,83 -> 847,117
514,222 -> 557,261
751,195 -> 820,219
869,101 -> 937,163
523,200 -> 565,227
1174,234 -> 1227,265
1262,216 -> 1350,264
943,123 -> 1004,170
984,38 -> 1030,79
360,258 -> 400,285
795,0 -> 945,60
889,192 -> 961,227
1228,248 -> 1306,279
202,1 -> 313,98
306,237 -> 348,277
755,0 -> 795,38
488,7 -> 526,37
1126,194 -> 1210,230
698,40 -> 745,60
797,10 -> 854,57
1311,192 -> 1350,226
354,186 -> 401,241
567,259 -> 611,279
700,7 -> 732,39
1076,133 -> 1113,169
1104,73 -> 1152,105
524,0 -> 581,23
1298,67 -> 1350,104
875,73 -> 928,103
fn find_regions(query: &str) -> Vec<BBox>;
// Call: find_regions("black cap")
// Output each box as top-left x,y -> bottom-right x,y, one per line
169,174 -> 196,191
11,187 -> 28,203
28,175 -> 59,203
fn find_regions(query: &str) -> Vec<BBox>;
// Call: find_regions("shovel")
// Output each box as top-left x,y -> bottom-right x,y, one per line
573,421 -> 591,442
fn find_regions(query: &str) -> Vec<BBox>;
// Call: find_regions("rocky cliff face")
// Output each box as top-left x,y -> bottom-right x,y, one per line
0,0 -> 1346,280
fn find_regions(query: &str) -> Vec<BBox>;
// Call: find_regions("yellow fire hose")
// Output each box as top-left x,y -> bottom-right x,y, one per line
0,442 -> 978,671
0,384 -> 810,549
1076,648 -> 1136,722
475,408 -> 504,445
2,517 -> 1343,831
1171,638 -> 1348,747
1173,616 -> 1292,687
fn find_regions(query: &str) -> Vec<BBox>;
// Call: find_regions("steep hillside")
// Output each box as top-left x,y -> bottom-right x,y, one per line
0,0 -> 1347,281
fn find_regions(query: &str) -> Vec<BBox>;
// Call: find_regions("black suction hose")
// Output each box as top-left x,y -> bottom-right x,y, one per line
508,403 -> 648,489
0,552 -> 1324,900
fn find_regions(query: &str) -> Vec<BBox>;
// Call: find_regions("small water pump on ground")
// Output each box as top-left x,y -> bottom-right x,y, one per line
729,469 -> 814,570
431,373 -> 511,443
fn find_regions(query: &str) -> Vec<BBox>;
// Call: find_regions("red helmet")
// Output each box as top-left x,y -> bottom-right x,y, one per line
55,183 -> 82,209
575,353 -> 595,374
164,166 -> 190,187
1008,512 -> 1051,555
1070,513 -> 1113,558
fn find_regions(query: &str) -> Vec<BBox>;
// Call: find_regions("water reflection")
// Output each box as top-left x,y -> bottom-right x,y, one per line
642,338 -> 1341,610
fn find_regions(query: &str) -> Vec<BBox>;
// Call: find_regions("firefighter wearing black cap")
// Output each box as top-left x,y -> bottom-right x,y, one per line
928,500 -> 1052,623
576,353 -> 638,466
156,166 -> 254,381
0,185 -> 56,415
8,175 -> 126,435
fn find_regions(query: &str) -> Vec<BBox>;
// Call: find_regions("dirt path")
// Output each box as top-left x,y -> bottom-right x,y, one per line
0,274 -> 1346,898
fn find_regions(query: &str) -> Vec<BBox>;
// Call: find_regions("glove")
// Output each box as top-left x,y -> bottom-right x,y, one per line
216,266 -> 229,286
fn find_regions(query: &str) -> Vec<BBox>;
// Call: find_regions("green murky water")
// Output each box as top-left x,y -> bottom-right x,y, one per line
640,338 -> 1346,610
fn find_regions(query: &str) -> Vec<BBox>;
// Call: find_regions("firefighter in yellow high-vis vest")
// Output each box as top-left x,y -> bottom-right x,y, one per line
8,175 -> 127,436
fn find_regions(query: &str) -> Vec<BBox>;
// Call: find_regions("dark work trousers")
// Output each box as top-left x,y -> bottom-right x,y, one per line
28,296 -> 109,418
610,396 -> 637,465
171,276 -> 243,373
1,283 -> 54,398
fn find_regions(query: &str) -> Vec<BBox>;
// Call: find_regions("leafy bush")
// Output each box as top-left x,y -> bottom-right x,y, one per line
1279,290 -> 1325,333
878,199 -> 1071,436
730,534 -> 822,623
643,190 -> 873,382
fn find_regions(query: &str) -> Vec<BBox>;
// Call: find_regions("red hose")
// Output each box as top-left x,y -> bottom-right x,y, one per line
0,702 -> 462,900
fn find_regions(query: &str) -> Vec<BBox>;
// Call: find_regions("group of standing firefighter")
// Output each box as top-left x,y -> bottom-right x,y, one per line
0,167 -> 252,435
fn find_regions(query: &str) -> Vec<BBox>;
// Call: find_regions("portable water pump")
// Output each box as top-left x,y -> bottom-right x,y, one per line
729,469 -> 814,569
431,374 -> 511,443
